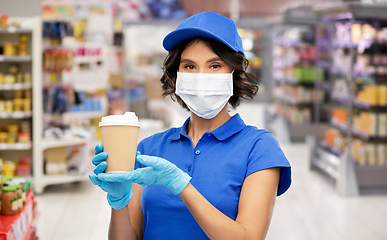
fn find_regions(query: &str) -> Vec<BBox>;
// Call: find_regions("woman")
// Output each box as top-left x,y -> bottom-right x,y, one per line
90,11 -> 291,240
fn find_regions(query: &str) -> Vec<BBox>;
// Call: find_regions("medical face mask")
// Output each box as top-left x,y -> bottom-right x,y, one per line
175,71 -> 233,119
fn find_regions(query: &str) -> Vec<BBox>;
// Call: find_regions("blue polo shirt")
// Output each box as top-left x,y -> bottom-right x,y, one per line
135,113 -> 291,240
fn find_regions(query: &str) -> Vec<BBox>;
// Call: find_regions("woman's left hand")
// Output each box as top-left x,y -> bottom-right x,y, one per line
97,155 -> 192,195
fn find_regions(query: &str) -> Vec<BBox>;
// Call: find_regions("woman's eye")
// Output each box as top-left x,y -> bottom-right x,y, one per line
184,65 -> 195,70
210,64 -> 221,69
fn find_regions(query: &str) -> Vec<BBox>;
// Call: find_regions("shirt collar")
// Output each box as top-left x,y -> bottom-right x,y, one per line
168,113 -> 246,141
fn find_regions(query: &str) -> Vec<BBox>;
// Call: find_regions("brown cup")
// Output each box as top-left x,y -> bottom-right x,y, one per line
99,112 -> 140,172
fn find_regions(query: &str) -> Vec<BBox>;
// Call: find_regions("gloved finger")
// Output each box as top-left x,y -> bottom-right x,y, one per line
94,161 -> 107,175
137,155 -> 166,170
92,152 -> 108,165
136,151 -> 141,157
95,144 -> 103,155
89,174 -> 102,186
98,168 -> 146,182
130,168 -> 158,185
98,172 -> 133,182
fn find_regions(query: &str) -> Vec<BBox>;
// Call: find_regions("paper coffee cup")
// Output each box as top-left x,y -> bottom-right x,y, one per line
99,112 -> 140,173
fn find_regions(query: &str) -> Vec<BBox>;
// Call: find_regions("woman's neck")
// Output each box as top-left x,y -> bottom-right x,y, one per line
187,107 -> 231,149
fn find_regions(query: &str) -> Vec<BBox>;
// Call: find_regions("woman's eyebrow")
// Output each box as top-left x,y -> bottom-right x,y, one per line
180,57 -> 223,64
180,59 -> 195,64
206,57 -> 222,63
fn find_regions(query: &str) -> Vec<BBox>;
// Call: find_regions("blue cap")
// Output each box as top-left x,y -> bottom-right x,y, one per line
163,11 -> 245,57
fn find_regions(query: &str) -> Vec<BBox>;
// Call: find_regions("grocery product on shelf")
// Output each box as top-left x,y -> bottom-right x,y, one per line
275,84 -> 324,104
322,128 -> 347,154
0,122 -> 31,144
14,185 -> 22,212
0,15 -> 9,28
353,111 -> 377,136
15,157 -> 31,176
2,34 -> 29,57
274,103 -> 312,125
1,185 -> 18,215
0,64 -> 33,119
42,21 -> 73,39
43,48 -> 74,73
0,65 -> 32,85
356,84 -> 387,106
0,183 -> 36,239
3,161 -> 16,177
11,177 -> 26,204
0,176 -> 33,218
332,108 -> 348,125
351,139 -> 387,166
45,147 -> 67,175
0,157 -> 31,178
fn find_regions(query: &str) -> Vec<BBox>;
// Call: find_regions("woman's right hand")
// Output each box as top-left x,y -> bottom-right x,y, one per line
89,144 -> 134,210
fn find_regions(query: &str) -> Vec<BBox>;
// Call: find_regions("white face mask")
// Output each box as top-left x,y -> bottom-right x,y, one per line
175,71 -> 233,119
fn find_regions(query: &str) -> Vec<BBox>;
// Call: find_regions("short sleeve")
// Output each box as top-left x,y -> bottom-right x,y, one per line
247,132 -> 291,196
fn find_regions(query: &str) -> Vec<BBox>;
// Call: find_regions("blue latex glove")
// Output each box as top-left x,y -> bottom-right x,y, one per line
89,144 -> 134,210
98,155 -> 191,195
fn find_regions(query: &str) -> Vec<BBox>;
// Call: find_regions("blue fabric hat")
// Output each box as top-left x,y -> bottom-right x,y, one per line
163,11 -> 245,56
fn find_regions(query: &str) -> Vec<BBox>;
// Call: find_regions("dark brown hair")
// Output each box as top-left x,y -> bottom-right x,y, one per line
160,37 -> 259,110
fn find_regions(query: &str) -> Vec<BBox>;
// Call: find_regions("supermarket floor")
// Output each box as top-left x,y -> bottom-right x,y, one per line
33,102 -> 387,240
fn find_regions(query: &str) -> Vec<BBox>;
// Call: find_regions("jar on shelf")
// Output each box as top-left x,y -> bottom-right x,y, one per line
1,185 -> 18,215
4,43 -> 17,56
4,74 -> 15,84
10,177 -> 26,205
23,73 -> 31,84
8,124 -> 18,134
14,90 -> 23,99
20,121 -> 30,132
3,161 -> 16,177
17,132 -> 30,143
13,98 -> 23,111
6,180 -> 23,211
5,100 -> 13,112
7,133 -> 16,144
23,98 -> 31,112
19,34 -> 28,43
16,157 -> 31,176
0,15 -> 9,28
16,73 -> 23,83
19,44 -> 28,56
24,89 -> 32,98
16,163 -> 30,176
0,132 -> 7,143
11,184 -> 22,211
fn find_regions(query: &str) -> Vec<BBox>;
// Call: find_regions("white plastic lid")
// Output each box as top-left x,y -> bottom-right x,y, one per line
99,112 -> 140,127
